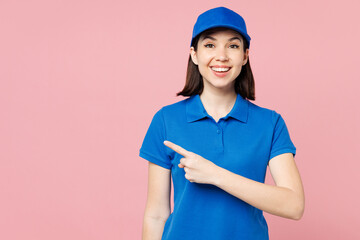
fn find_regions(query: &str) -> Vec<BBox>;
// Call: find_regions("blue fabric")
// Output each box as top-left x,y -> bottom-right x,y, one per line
191,6 -> 251,48
139,93 -> 296,240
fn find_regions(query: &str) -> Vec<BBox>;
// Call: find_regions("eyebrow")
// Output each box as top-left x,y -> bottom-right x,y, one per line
201,35 -> 242,42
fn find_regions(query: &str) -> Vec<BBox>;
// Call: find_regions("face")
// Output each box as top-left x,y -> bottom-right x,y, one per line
190,28 -> 249,92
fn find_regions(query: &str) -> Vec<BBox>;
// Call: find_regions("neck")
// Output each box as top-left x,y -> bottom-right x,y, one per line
199,88 -> 237,114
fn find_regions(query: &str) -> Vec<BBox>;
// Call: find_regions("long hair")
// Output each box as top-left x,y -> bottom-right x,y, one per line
176,28 -> 255,101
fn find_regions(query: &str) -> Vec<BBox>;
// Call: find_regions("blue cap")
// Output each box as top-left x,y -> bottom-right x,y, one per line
191,6 -> 251,48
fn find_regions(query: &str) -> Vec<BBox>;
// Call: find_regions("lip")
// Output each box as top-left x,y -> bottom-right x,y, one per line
210,66 -> 231,77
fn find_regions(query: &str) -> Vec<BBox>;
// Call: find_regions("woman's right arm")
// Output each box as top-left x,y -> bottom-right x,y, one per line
142,162 -> 171,240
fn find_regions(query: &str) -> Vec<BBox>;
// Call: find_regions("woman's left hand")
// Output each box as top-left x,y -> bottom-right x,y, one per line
163,140 -> 219,185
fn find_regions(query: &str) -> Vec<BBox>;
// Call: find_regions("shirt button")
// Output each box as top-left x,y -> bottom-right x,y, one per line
216,129 -> 221,134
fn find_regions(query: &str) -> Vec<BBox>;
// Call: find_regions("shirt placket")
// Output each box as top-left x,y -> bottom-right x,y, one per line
208,117 -> 225,152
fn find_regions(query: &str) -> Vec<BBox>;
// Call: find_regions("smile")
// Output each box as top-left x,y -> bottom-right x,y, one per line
210,66 -> 231,77
210,67 -> 231,72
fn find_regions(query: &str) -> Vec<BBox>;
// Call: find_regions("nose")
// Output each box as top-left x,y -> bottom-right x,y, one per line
215,47 -> 229,61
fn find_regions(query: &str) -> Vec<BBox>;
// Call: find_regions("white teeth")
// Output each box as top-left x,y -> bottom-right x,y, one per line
211,67 -> 230,72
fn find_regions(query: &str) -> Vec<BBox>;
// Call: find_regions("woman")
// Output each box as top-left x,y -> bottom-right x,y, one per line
139,6 -> 305,240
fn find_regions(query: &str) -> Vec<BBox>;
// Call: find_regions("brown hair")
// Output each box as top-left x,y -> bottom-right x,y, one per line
176,28 -> 255,101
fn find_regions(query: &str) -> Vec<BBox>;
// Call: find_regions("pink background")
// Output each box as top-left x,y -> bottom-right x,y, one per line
1,0 -> 359,239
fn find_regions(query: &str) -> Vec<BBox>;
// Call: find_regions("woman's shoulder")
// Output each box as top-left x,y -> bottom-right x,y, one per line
248,100 -> 275,113
163,96 -> 189,108
247,100 -> 283,124
156,96 -> 190,118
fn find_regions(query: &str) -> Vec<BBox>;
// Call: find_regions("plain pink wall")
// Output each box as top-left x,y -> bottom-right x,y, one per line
0,0 -> 359,239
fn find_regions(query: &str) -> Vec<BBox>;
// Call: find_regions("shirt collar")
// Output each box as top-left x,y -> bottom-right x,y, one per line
186,93 -> 249,123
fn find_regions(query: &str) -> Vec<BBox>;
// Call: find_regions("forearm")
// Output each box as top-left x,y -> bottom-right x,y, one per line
142,215 -> 167,240
212,166 -> 303,220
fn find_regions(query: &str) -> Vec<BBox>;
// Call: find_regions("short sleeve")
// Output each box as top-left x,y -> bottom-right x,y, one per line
269,111 -> 297,162
139,107 -> 172,169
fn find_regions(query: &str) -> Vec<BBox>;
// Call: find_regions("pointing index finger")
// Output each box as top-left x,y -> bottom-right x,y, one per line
163,140 -> 190,157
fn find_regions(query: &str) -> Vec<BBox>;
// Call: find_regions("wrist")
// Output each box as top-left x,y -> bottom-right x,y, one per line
211,164 -> 224,187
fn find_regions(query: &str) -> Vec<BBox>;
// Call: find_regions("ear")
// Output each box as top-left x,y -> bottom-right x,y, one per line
190,47 -> 198,65
243,48 -> 249,66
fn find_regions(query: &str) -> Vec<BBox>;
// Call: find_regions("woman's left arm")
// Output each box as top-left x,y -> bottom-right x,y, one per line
213,153 -> 305,220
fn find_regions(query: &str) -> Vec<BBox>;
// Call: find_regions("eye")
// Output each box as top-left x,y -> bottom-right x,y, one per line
230,44 -> 240,49
204,43 -> 214,48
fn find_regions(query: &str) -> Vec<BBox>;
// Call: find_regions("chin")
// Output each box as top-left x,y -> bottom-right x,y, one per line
211,82 -> 232,88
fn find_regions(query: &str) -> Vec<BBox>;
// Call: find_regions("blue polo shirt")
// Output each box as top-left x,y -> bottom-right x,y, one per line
139,93 -> 296,240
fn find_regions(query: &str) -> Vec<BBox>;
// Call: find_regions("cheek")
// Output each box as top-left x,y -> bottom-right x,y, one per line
233,56 -> 246,69
196,50 -> 212,63
197,55 -> 210,64
197,65 -> 208,78
231,52 -> 244,62
196,56 -> 211,73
